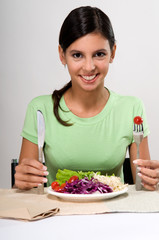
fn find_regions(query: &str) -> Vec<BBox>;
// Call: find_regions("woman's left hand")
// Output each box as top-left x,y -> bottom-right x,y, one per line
133,159 -> 159,191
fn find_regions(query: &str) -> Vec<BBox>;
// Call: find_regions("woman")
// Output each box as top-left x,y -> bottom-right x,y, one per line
15,6 -> 159,191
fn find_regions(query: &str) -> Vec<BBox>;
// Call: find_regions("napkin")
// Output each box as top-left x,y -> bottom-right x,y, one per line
0,188 -> 109,221
0,188 -> 59,221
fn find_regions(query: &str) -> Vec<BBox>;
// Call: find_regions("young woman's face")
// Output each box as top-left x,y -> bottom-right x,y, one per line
59,33 -> 116,92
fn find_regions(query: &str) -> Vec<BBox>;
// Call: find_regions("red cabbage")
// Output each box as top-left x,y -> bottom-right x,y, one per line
60,177 -> 113,194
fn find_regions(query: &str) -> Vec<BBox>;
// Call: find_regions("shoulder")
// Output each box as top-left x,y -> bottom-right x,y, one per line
109,89 -> 144,107
28,95 -> 53,108
26,95 -> 53,116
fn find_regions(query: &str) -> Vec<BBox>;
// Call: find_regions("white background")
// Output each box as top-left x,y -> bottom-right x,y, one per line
0,0 -> 159,188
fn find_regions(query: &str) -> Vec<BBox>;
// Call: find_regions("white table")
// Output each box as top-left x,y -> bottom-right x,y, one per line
0,213 -> 159,240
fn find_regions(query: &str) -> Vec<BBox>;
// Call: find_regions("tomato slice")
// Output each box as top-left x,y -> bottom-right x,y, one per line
51,181 -> 59,190
134,116 -> 143,125
68,175 -> 79,183
54,186 -> 63,192
61,183 -> 66,189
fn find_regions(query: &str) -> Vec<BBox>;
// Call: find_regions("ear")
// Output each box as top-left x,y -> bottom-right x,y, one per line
109,44 -> 116,63
58,45 -> 66,65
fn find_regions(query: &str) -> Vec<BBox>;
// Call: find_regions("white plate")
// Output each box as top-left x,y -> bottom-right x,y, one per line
47,186 -> 128,202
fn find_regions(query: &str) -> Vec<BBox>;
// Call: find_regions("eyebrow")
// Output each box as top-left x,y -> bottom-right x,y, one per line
69,49 -> 108,54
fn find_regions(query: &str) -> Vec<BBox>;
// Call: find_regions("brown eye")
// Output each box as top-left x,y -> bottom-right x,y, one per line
72,53 -> 82,58
95,52 -> 106,57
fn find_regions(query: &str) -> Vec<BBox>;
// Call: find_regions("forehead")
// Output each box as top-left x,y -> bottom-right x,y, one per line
66,33 -> 110,52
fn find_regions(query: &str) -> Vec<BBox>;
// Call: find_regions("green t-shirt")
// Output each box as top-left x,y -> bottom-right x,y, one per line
21,89 -> 150,185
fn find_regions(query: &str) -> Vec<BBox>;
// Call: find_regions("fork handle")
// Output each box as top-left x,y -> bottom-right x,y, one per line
136,143 -> 140,159
135,143 -> 142,190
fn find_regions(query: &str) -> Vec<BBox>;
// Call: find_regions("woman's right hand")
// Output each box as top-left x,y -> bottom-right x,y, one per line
15,158 -> 49,190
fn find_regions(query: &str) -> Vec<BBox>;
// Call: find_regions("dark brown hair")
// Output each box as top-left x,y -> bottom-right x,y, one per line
52,6 -> 116,126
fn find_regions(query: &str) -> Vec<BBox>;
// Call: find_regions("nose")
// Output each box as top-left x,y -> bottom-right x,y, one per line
83,57 -> 95,72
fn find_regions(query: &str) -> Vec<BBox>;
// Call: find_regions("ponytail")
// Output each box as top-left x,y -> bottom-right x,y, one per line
52,81 -> 72,126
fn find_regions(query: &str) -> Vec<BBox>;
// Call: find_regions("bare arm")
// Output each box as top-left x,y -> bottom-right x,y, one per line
15,138 -> 48,190
19,137 -> 39,163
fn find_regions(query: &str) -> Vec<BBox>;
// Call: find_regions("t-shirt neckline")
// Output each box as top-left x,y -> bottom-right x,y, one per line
60,88 -> 114,125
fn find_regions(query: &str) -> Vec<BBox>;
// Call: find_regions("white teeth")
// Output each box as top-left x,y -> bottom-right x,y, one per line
82,75 -> 96,81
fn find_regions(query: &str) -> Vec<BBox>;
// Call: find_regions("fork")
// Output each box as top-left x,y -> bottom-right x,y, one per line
133,116 -> 144,190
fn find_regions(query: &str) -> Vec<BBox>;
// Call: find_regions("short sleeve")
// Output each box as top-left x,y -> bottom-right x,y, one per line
21,101 -> 38,144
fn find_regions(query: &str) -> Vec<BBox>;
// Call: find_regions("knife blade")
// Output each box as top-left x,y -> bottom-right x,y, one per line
37,110 -> 45,194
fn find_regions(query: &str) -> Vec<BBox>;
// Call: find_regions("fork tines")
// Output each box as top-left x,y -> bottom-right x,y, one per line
133,123 -> 143,132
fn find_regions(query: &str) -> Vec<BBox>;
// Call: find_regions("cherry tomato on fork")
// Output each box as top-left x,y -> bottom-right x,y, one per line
134,116 -> 143,125
68,176 -> 79,183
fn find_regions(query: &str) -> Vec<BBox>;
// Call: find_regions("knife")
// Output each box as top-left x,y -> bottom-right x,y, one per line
37,110 -> 45,194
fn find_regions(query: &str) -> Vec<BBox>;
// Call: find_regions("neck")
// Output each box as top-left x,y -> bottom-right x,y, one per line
73,87 -> 107,105
64,86 -> 109,118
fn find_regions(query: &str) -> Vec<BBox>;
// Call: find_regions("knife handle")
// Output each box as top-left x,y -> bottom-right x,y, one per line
37,146 -> 44,194
38,146 -> 43,163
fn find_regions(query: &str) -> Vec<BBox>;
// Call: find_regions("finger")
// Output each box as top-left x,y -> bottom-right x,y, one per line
15,179 -> 42,190
133,159 -> 159,169
141,182 -> 156,191
138,172 -> 158,186
20,158 -> 47,170
15,172 -> 48,184
139,167 -> 159,178
16,164 -> 49,177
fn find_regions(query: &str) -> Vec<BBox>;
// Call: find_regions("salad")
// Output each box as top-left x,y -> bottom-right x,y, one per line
51,169 -> 127,194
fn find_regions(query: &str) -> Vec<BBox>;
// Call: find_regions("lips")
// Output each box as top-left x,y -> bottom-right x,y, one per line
80,74 -> 99,83
81,75 -> 96,81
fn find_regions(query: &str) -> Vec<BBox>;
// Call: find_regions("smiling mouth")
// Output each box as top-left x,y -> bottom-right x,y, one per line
80,74 -> 99,81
